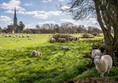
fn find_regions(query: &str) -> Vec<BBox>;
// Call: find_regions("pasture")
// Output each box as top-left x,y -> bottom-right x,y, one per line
0,34 -> 118,83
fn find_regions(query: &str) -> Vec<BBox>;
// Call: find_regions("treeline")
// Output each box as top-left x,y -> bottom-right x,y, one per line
0,22 -> 102,34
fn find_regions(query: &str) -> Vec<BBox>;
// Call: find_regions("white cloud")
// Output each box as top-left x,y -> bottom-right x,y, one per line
60,18 -> 100,27
42,0 -> 52,3
60,6 -> 70,10
58,0 -> 65,2
42,0 -> 65,3
24,3 -> 33,6
60,19 -> 76,24
0,15 -> 12,25
0,0 -> 25,11
5,10 -> 62,19
37,21 -> 56,25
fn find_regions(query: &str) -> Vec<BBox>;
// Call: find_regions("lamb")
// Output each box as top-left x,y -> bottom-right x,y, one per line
91,49 -> 102,59
94,55 -> 113,78
30,50 -> 42,57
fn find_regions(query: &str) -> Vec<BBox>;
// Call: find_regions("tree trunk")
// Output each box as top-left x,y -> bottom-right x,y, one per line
94,0 -> 118,66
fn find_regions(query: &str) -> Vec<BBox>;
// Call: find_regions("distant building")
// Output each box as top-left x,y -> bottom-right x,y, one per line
7,8 -> 18,33
7,25 -> 14,33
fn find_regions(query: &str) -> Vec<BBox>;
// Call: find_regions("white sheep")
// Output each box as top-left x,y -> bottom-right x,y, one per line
30,50 -> 42,57
50,38 -> 56,43
28,38 -> 33,40
94,55 -> 113,78
60,46 -> 70,51
91,49 -> 102,59
58,38 -> 66,43
26,35 -> 30,37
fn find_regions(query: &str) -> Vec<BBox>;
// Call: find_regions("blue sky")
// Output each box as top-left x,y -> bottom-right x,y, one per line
0,0 -> 99,28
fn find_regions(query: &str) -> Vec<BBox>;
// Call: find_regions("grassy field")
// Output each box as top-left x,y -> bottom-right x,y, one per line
0,34 -> 118,83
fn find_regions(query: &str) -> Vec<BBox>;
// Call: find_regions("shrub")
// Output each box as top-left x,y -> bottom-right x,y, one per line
91,32 -> 99,36
82,33 -> 94,38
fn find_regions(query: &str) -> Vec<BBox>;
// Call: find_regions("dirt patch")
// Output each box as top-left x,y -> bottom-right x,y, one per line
64,78 -> 117,83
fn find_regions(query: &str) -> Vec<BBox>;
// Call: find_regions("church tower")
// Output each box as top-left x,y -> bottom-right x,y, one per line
13,8 -> 17,32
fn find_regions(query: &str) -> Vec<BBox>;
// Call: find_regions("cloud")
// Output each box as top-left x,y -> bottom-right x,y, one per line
60,6 -> 70,10
0,0 -> 25,11
60,19 -> 76,24
60,18 -> 100,27
42,0 -> 65,3
58,0 -> 65,2
24,3 -> 33,6
37,21 -> 56,25
5,10 -> 62,19
0,15 -> 12,25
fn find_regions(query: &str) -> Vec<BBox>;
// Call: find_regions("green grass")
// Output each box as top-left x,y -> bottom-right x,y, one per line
0,34 -> 117,83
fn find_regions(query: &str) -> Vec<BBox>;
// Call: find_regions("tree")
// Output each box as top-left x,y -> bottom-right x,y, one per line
17,21 -> 25,33
66,0 -> 118,57
36,24 -> 40,29
0,27 -> 3,33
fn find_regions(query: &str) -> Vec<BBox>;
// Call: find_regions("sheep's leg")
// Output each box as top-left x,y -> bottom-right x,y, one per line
101,73 -> 104,78
107,69 -> 111,77
107,69 -> 110,75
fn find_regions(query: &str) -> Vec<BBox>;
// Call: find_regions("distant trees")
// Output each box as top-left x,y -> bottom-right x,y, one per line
23,22 -> 101,34
17,21 -> 25,33
0,27 -> 2,33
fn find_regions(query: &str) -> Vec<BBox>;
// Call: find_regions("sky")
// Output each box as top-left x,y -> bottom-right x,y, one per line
0,0 -> 100,28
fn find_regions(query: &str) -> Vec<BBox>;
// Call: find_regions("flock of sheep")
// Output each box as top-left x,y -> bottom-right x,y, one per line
0,34 -> 32,40
1,33 -> 113,78
49,34 -> 79,43
91,49 -> 113,78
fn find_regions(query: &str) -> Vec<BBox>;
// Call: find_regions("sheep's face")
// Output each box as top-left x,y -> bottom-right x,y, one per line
91,49 -> 102,59
94,56 -> 101,64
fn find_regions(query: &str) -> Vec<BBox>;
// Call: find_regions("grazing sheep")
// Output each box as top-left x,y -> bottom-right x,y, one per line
69,37 -> 74,41
58,38 -> 66,43
50,38 -> 56,43
15,34 -> 18,37
94,55 -> 113,78
19,35 -> 22,38
5,35 -> 9,37
28,38 -> 33,40
74,37 -> 79,41
91,49 -> 102,59
61,46 -> 70,51
30,50 -> 42,57
8,35 -> 11,37
26,35 -> 30,37
13,35 -> 16,38
22,35 -> 25,38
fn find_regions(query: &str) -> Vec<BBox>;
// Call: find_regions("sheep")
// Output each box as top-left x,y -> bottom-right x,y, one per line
30,50 -> 42,57
22,35 -> 25,38
18,35 -> 22,38
26,35 -> 30,37
13,35 -> 16,38
50,38 -> 56,43
28,38 -> 33,40
5,35 -> 9,37
58,38 -> 66,43
60,46 -> 70,51
94,55 -> 113,78
91,49 -> 102,59
69,37 -> 74,41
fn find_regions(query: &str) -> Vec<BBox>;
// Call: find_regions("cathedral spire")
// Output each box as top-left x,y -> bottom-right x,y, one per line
13,8 -> 17,31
